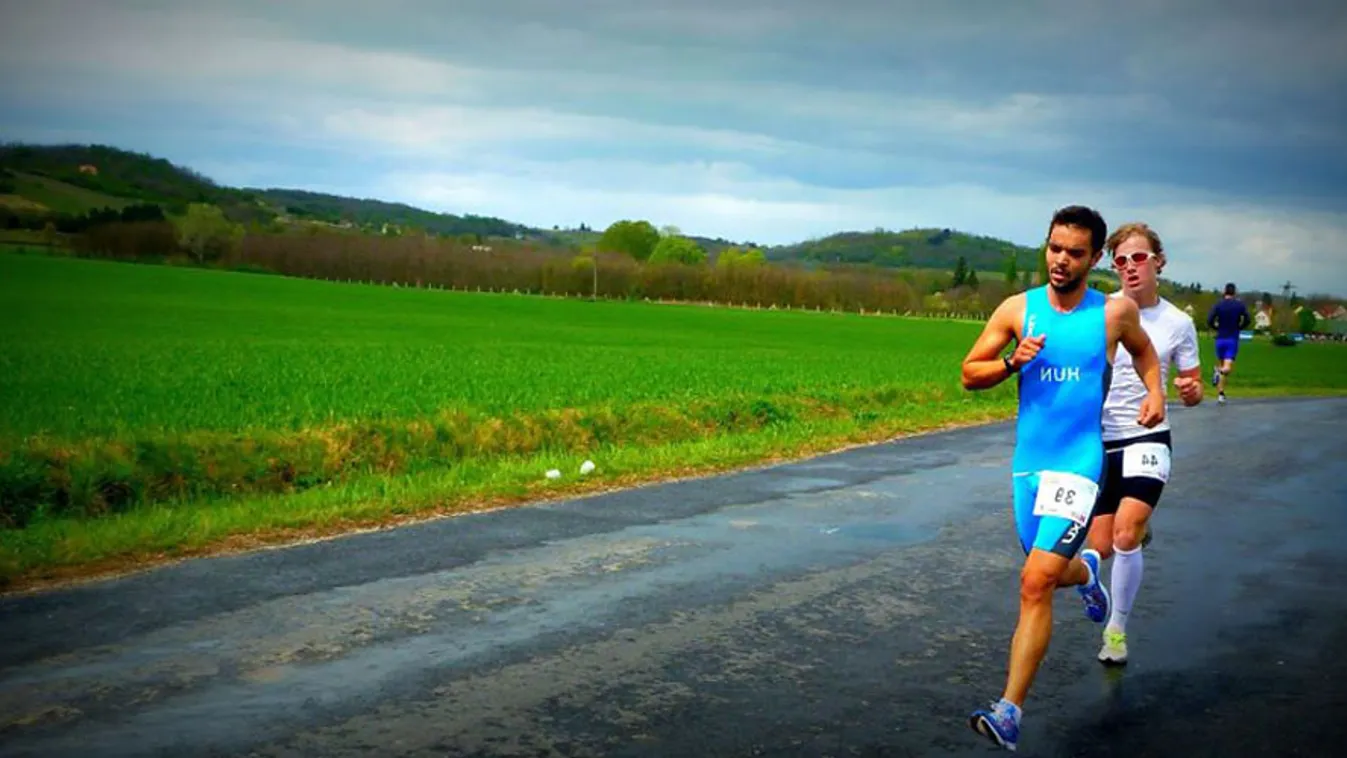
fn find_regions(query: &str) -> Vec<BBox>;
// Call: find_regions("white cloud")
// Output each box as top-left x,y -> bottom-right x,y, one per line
0,3 -> 490,103
0,2 -> 1165,160
310,105 -> 794,159
183,159 -> 291,189
598,4 -> 801,38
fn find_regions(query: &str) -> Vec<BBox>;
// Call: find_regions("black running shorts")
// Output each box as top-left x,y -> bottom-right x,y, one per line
1095,430 -> 1172,517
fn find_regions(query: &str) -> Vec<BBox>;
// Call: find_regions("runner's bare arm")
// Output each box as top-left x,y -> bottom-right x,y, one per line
1113,297 -> 1166,426
1173,318 -> 1203,406
961,295 -> 1031,391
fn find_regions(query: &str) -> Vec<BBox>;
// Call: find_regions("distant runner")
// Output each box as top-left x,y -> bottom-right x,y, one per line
1207,283 -> 1251,404
1090,222 -> 1203,667
960,206 -> 1165,752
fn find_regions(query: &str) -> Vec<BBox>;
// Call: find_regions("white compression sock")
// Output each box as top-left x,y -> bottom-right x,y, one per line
1107,544 -> 1144,633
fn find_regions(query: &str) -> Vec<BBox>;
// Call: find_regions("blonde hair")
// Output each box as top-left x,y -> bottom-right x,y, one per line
1106,222 -> 1164,255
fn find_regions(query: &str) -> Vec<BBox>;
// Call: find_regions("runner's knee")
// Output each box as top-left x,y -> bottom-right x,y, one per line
1019,564 -> 1059,604
1113,523 -> 1145,551
1113,505 -> 1150,551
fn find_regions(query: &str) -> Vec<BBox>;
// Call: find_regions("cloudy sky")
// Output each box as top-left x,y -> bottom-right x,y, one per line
3,0 -> 1345,296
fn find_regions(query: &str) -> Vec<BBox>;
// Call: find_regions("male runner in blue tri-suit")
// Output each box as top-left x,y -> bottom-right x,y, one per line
959,205 -> 1166,752
1207,282 -> 1251,404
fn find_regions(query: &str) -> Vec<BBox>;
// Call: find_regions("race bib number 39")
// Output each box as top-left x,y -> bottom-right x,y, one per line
1032,471 -> 1099,526
1122,442 -> 1171,482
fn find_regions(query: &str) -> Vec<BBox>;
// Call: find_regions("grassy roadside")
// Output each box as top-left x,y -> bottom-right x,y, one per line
5,385 -> 1345,594
0,396 -> 1015,592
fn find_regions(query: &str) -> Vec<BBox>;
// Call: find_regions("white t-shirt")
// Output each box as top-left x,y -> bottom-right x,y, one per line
1102,293 -> 1201,442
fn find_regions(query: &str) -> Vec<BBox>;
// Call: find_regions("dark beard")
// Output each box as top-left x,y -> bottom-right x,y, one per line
1050,273 -> 1086,293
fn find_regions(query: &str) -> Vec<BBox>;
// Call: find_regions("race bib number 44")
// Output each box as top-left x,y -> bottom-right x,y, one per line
1032,471 -> 1099,526
1122,442 -> 1171,482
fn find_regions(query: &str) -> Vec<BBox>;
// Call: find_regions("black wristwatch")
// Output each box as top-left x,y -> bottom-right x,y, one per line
1003,355 -> 1018,374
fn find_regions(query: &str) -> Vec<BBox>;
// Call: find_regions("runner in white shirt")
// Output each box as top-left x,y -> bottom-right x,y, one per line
1089,222 -> 1204,665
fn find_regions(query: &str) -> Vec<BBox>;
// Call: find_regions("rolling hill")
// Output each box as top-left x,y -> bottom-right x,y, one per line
1,141 -> 1118,285
0,143 -> 230,208
0,171 -> 134,214
769,227 -> 1037,272
253,188 -> 535,241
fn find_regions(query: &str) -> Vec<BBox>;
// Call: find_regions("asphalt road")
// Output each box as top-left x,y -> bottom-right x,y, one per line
2,396 -> 1345,757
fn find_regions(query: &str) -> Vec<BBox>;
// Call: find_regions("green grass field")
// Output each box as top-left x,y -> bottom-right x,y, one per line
2,250 -> 1344,589
1,253 -> 992,439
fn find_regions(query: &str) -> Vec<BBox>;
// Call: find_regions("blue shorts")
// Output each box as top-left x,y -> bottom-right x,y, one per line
1215,337 -> 1240,362
1012,471 -> 1098,559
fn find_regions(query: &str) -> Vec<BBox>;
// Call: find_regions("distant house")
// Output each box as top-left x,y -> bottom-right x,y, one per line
78,164 -> 99,176
1254,306 -> 1272,330
1315,305 -> 1347,336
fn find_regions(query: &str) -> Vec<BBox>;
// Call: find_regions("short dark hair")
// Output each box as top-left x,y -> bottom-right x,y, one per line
1224,282 -> 1237,296
1048,205 -> 1107,253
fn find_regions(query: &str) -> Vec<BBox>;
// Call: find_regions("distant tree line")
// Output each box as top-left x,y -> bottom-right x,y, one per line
1,202 -> 167,233
45,210 -> 1328,325
224,231 -> 1001,315
55,213 -> 1016,316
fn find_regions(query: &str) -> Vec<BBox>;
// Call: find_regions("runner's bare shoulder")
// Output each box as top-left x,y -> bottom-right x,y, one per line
991,292 -> 1027,321
1105,292 -> 1140,331
1105,293 -> 1138,320
994,292 -> 1029,338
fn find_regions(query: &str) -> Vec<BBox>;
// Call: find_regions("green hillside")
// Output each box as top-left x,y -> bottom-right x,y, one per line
0,171 -> 132,214
1,141 -> 1123,286
0,143 -> 236,208
254,188 -> 533,240
0,143 -> 532,238
770,227 -> 1037,271
768,227 -> 1131,288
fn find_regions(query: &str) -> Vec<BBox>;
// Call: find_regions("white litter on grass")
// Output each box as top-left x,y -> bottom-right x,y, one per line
579,460 -> 596,475
545,469 -> 562,480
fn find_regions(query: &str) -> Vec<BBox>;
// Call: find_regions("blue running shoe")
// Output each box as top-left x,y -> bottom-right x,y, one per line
1077,548 -> 1110,623
969,698 -> 1020,751
1212,366 -> 1221,387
